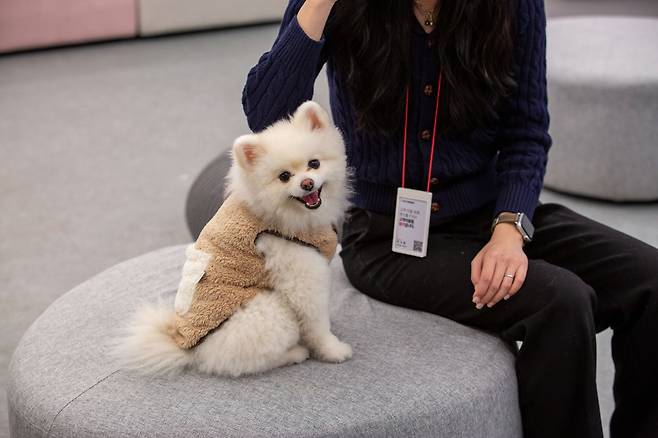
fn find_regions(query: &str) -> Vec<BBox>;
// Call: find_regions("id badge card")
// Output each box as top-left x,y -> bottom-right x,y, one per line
392,187 -> 432,258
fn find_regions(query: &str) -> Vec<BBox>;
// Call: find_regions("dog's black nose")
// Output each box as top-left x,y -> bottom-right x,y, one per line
300,178 -> 315,191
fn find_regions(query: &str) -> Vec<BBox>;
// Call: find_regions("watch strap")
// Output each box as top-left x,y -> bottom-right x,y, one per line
491,212 -> 532,243
491,212 -> 518,233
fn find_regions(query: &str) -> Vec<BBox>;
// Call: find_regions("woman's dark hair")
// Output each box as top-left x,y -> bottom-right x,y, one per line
325,0 -> 518,137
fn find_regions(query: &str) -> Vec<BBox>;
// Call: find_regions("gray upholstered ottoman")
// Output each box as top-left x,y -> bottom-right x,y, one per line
544,16 -> 658,201
8,245 -> 521,437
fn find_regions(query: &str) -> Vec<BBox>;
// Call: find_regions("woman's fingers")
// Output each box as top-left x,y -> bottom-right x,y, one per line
480,257 -> 506,308
470,251 -> 482,287
489,264 -> 518,307
471,247 -> 529,310
509,261 -> 528,296
490,257 -> 528,307
472,253 -> 495,306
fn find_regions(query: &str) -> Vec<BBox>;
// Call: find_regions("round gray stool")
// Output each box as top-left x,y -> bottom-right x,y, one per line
8,245 -> 521,437
544,16 -> 658,201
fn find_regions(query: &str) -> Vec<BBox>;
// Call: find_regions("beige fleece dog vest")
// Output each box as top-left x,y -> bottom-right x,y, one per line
171,193 -> 338,349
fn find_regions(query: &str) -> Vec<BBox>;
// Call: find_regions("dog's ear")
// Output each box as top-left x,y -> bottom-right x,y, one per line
292,101 -> 331,131
232,134 -> 264,169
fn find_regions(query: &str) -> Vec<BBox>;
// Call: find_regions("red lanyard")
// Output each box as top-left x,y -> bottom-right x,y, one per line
401,69 -> 444,191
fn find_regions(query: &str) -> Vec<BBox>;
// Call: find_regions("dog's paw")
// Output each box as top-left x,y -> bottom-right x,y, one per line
286,344 -> 310,364
313,336 -> 353,363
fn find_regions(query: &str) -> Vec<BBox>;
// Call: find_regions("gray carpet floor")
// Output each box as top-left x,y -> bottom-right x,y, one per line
1,3 -> 657,437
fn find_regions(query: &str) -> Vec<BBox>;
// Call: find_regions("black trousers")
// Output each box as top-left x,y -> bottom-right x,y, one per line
339,200 -> 658,438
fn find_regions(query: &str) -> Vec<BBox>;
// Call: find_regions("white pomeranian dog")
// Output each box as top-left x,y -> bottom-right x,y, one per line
111,101 -> 355,377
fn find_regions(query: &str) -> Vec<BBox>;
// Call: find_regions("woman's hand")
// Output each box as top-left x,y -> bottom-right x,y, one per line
298,0 -> 337,42
470,221 -> 528,309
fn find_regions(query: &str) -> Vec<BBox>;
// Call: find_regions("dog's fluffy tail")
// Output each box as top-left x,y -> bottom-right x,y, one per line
109,300 -> 193,375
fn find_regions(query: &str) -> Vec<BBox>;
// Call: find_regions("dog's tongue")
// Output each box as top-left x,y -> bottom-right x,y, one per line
303,190 -> 319,205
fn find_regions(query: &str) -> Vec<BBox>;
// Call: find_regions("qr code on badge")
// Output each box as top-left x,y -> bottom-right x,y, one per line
413,240 -> 423,252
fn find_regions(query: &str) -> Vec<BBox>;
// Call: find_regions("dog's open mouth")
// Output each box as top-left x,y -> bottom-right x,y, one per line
294,186 -> 323,209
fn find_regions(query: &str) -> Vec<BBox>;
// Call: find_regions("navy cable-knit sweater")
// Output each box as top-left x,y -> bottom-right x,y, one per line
242,0 -> 552,224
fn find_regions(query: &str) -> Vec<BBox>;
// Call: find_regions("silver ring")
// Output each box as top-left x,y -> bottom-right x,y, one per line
505,273 -> 515,279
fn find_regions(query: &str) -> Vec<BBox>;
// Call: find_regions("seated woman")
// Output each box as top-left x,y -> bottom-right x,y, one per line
188,1 -> 658,437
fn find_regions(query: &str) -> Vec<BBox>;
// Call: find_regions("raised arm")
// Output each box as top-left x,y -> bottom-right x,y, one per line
242,0 -> 336,132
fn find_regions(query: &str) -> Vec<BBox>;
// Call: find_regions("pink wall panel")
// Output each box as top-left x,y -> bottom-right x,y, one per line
0,0 -> 137,53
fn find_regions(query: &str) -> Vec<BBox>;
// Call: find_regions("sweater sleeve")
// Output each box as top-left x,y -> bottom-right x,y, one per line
242,0 -> 330,132
492,0 -> 552,222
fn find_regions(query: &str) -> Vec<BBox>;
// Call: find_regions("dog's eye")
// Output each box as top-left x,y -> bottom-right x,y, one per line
278,171 -> 291,182
308,159 -> 320,169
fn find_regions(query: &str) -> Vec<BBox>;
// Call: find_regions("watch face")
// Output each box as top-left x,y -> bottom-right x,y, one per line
520,213 -> 535,239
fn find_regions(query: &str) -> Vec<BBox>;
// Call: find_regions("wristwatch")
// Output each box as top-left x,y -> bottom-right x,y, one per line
491,212 -> 534,244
